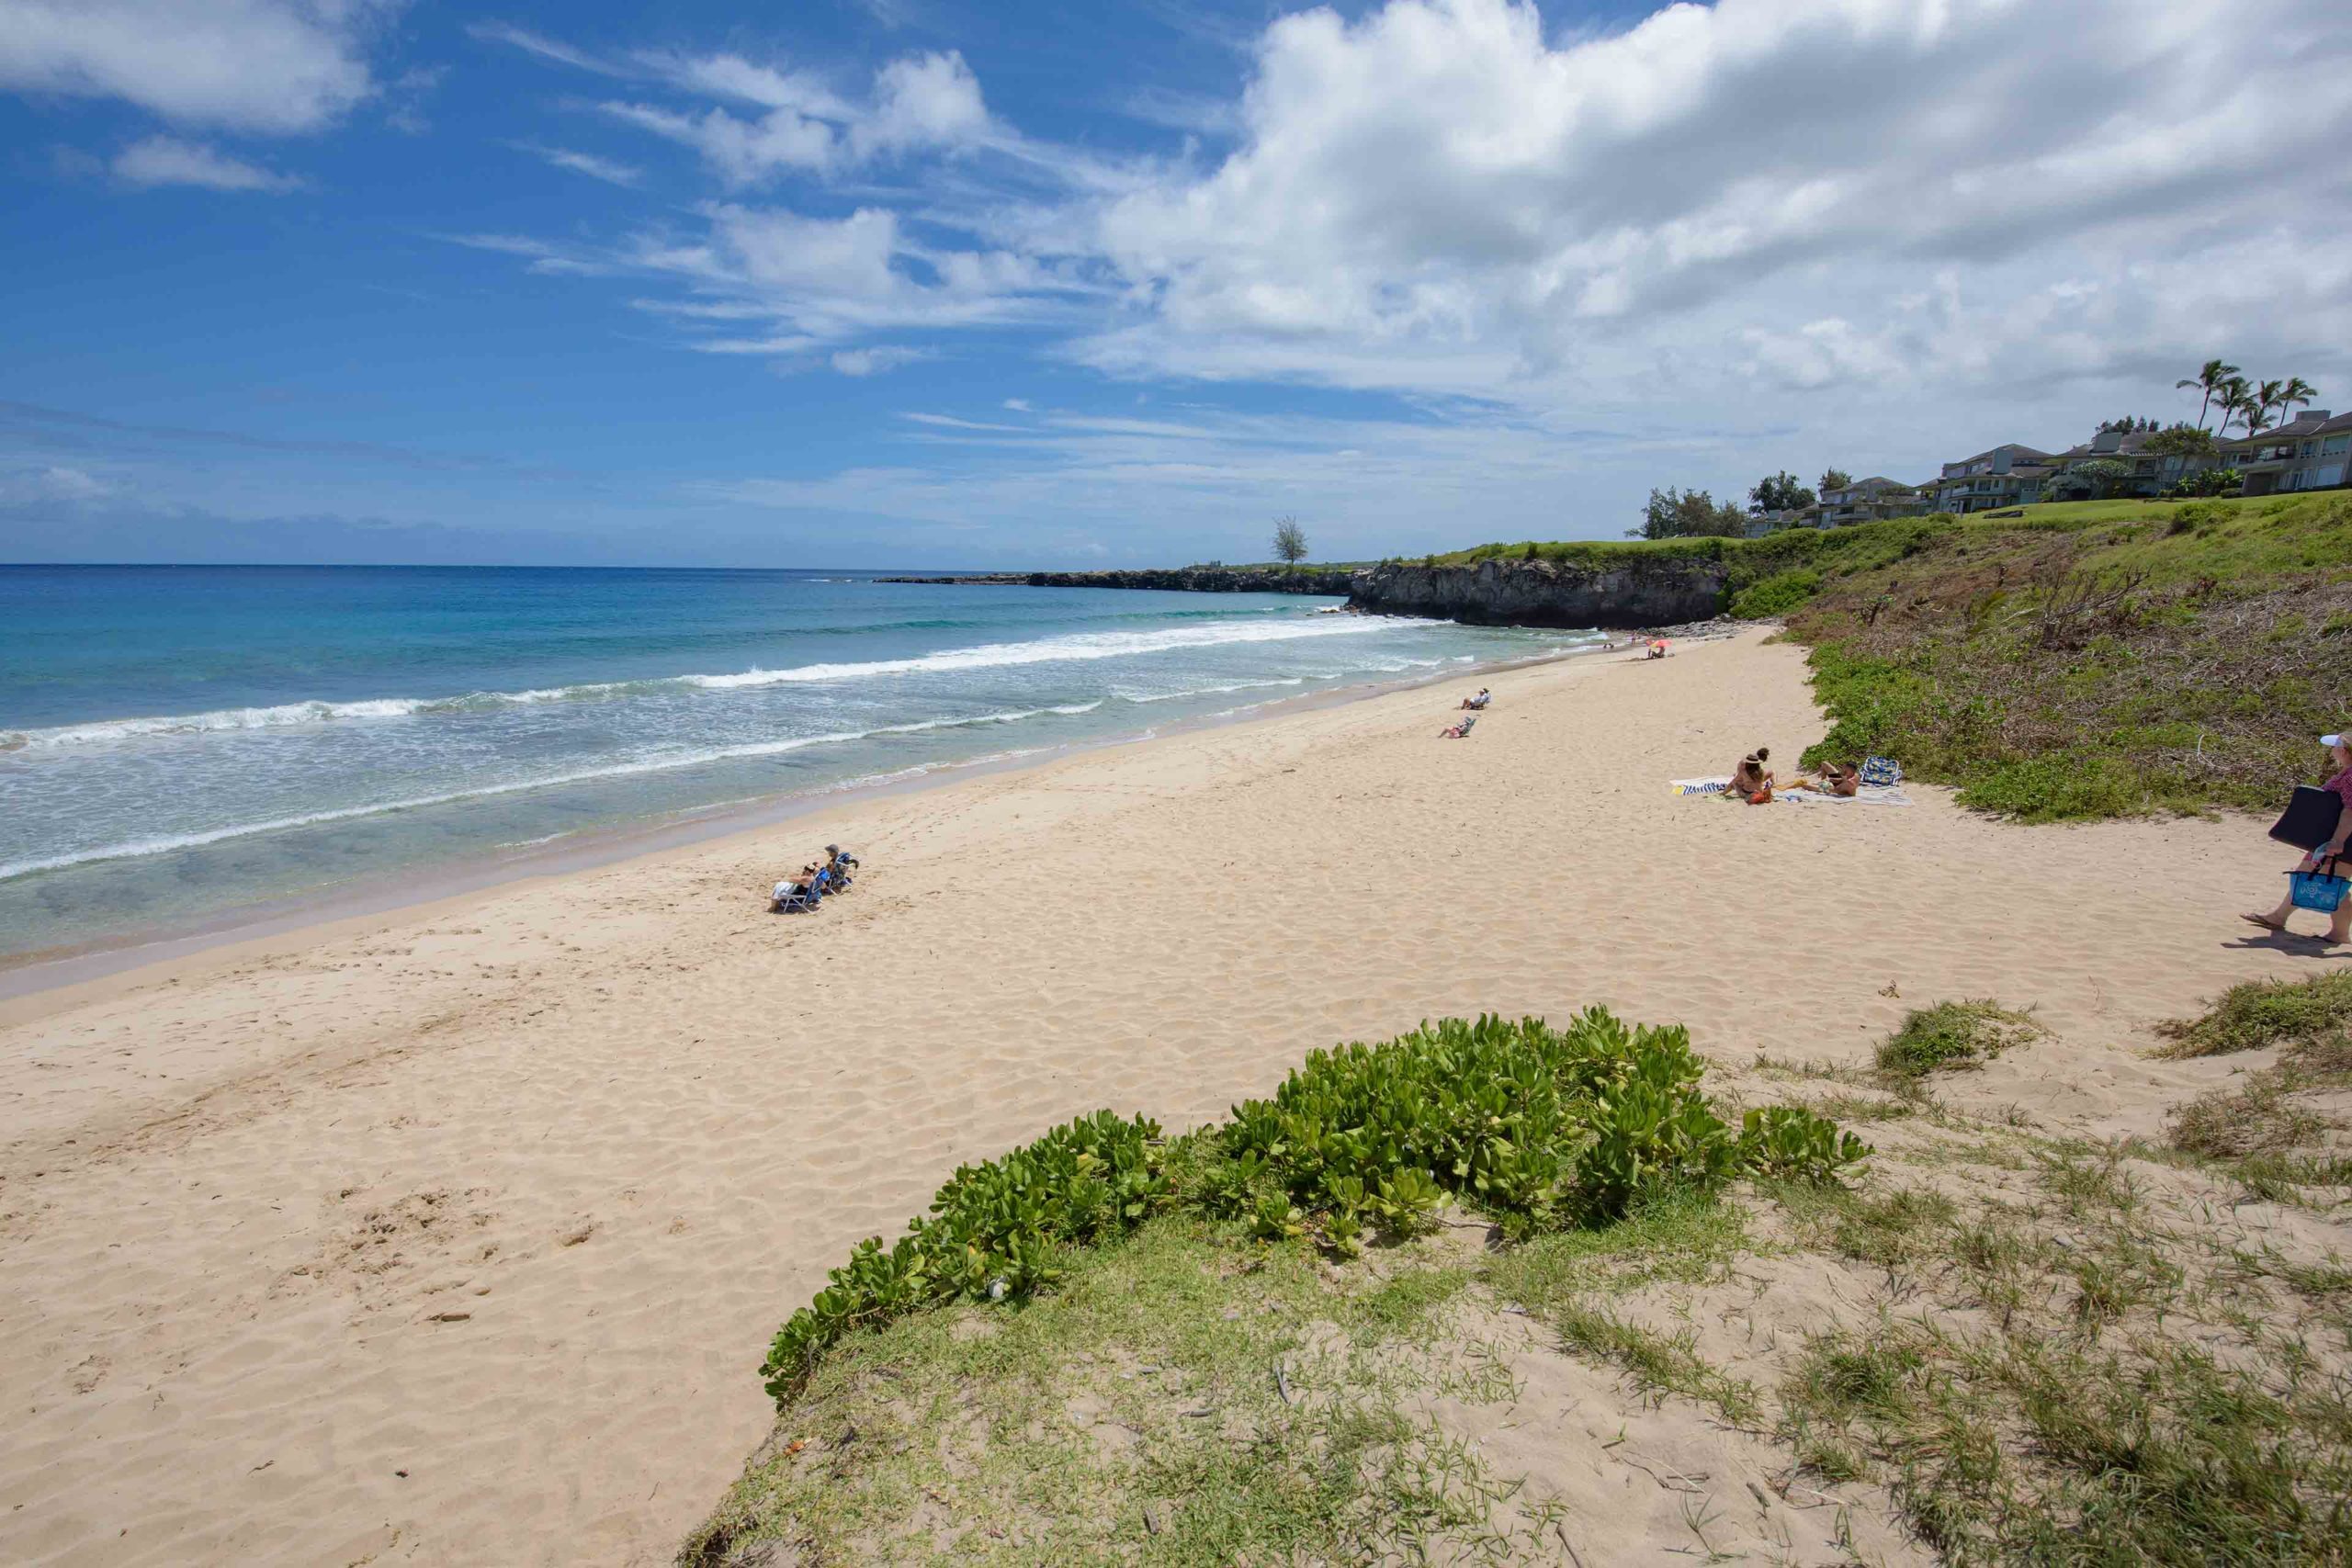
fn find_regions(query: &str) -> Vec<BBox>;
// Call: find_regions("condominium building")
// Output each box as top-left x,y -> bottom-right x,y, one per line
2222,411 -> 2349,496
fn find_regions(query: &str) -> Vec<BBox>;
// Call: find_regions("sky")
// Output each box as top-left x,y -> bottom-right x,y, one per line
3,0 -> 2349,570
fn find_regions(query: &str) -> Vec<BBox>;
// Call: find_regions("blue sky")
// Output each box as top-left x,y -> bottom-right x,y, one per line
4,0 -> 2349,569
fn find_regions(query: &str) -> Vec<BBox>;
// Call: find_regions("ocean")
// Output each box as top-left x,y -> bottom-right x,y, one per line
0,565 -> 1601,961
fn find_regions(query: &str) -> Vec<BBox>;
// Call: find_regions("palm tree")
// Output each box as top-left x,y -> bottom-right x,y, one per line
2177,358 -> 2239,431
2252,378 -> 2286,432
2216,376 -> 2252,434
2274,376 -> 2318,424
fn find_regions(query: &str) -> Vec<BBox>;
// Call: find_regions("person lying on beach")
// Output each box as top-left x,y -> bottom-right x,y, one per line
1729,747 -> 1774,802
1459,688 -> 1491,711
1816,761 -> 1860,797
1440,713 -> 1478,739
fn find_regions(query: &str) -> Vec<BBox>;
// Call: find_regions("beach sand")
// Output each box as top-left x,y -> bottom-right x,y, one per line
0,626 -> 2327,1565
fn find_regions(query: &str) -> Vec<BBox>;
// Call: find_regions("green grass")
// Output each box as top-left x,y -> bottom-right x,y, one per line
1874,999 -> 2041,1084
684,1214 -> 1543,1566
2154,971 -> 2352,1061
1419,493 -> 2352,820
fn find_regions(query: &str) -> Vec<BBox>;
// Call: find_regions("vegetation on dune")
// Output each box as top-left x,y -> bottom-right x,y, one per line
2156,973 -> 2352,1177
1874,999 -> 2041,1085
759,1011 -> 1865,1404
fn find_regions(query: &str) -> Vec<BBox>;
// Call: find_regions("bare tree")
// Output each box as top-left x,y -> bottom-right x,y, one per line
1272,515 -> 1308,567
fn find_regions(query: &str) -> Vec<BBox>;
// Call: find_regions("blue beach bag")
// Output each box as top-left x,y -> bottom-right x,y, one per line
2289,855 -> 2349,914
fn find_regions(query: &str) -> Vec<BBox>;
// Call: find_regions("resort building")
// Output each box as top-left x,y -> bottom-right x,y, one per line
1934,444 -> 2053,513
1817,477 -> 1931,526
2222,410 -> 2349,496
2042,426 -> 2171,500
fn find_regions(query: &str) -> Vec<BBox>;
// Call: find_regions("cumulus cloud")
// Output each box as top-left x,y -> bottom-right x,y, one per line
0,0 -> 388,133
111,135 -> 303,192
466,0 -> 2352,545
1071,0 -> 2352,401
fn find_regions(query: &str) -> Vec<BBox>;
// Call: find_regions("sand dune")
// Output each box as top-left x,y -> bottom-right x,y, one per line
0,627 -> 2326,1564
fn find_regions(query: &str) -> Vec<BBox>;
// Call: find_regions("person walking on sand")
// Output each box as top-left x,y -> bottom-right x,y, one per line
2245,732 -> 2352,945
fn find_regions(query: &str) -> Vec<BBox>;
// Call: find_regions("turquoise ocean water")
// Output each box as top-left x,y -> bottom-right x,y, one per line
0,566 -> 1600,959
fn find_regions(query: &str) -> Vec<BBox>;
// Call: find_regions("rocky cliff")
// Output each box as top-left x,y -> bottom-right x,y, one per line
876,567 -> 1356,595
1347,556 -> 1730,629
880,555 -> 1734,628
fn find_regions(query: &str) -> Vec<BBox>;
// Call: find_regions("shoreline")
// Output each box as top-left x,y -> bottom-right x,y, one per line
7,623 -> 2296,1567
0,629 -> 1669,1007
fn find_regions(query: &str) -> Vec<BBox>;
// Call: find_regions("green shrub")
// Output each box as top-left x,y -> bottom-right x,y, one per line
1729,569 -> 1822,619
761,1108 -> 1168,1400
1876,1000 -> 2041,1082
759,1013 -> 1868,1407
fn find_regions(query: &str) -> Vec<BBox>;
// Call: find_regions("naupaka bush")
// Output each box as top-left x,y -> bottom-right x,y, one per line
760,1010 -> 1867,1407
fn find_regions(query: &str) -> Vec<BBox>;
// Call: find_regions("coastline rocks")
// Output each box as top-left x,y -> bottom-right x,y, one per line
876,568 -> 1355,595
1348,557 -> 1730,630
879,555 -> 1735,630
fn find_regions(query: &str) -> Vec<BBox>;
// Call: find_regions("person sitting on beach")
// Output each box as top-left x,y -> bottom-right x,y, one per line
1646,639 -> 1668,660
771,865 -> 820,909
825,844 -> 857,887
1459,688 -> 1491,711
1817,761 -> 1860,797
1729,747 -> 1774,802
1441,713 -> 1478,739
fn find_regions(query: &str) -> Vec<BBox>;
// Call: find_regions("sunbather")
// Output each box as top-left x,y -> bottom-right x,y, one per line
1817,761 -> 1860,797
1441,713 -> 1478,739
1646,639 -> 1668,660
1729,747 -> 1774,802
1459,688 -> 1491,711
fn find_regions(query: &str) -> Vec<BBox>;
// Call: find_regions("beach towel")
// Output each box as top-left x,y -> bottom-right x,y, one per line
1671,776 -> 1912,807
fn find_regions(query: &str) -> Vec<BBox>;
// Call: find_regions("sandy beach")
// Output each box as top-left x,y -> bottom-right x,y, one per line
0,626 -> 2325,1565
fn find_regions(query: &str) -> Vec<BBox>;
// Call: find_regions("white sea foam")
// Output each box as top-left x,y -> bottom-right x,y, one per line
0,702 -> 1105,880
1,615 -> 1414,750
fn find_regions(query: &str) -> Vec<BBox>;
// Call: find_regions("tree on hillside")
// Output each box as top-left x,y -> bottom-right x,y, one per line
2053,457 -> 2133,501
2217,376 -> 2255,434
2253,378 -> 2286,433
2146,426 -> 2217,460
1271,515 -> 1308,567
1817,468 -> 1853,495
1747,470 -> 1815,515
1632,486 -> 1747,539
2177,359 -> 2240,431
2276,376 -> 2319,423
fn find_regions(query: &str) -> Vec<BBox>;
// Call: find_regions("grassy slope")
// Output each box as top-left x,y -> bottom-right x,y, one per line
691,982 -> 2352,1564
1447,492 -> 2352,819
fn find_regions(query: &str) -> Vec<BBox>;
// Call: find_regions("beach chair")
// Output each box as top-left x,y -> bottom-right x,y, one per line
1442,713 -> 1477,739
772,878 -> 820,913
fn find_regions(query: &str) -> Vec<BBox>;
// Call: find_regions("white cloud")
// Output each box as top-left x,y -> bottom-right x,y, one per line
831,346 -> 933,376
0,0 -> 387,133
463,0 -> 2352,548
1,464 -> 113,503
514,142 -> 642,186
851,51 -> 989,160
111,135 -> 303,192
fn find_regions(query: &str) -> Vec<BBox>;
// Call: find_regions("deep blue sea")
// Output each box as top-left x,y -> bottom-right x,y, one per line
0,566 -> 1600,957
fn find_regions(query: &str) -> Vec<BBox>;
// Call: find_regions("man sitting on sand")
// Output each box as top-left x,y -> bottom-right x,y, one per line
1729,746 -> 1774,802
771,863 -> 823,908
1459,688 -> 1491,711
1816,761 -> 1860,797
